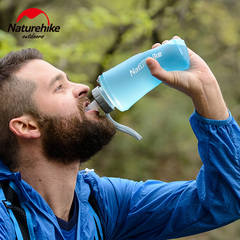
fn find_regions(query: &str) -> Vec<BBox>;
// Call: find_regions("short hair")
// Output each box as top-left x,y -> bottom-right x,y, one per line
0,48 -> 43,169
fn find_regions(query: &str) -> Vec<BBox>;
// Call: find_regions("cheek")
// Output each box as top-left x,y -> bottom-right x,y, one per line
38,97 -> 79,117
33,90 -> 85,117
56,102 -> 81,117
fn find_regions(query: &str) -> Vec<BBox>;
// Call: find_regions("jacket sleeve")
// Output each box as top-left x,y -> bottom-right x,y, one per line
96,111 -> 240,240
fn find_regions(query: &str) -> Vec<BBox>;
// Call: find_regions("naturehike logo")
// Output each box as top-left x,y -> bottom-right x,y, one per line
130,51 -> 162,77
8,8 -> 60,39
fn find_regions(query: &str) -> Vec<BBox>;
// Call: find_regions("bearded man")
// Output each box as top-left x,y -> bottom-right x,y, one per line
0,37 -> 239,240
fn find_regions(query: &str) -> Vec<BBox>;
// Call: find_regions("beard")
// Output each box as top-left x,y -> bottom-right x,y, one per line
36,99 -> 116,165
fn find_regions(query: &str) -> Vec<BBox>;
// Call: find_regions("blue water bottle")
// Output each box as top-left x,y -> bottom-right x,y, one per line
87,39 -> 190,140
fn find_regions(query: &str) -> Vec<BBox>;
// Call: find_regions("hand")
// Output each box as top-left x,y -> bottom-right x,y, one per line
146,36 -> 229,120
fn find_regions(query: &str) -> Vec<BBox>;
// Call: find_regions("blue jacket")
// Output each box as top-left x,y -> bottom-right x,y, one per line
0,111 -> 240,240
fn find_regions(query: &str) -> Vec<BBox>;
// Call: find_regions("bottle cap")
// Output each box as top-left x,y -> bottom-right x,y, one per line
92,87 -> 115,113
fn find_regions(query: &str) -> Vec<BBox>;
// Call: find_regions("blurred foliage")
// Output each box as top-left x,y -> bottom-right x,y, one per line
1,0 -> 240,239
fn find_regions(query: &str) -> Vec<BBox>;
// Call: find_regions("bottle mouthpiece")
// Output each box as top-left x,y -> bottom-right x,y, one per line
86,100 -> 142,140
86,100 -> 100,111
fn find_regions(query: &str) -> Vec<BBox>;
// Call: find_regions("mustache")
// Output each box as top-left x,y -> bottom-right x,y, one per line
77,97 -> 90,111
78,96 -> 90,103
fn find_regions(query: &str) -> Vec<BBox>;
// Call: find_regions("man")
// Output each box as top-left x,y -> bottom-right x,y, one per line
0,36 -> 239,239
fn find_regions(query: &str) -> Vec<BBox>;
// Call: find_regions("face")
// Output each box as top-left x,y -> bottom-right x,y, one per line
15,60 -> 116,164
16,59 -> 92,119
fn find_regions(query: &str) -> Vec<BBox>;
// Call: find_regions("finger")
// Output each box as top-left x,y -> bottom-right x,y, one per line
162,40 -> 169,44
172,35 -> 181,39
152,43 -> 161,49
146,57 -> 174,85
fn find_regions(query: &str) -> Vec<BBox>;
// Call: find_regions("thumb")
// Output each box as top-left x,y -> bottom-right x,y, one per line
146,57 -> 175,86
146,57 -> 195,97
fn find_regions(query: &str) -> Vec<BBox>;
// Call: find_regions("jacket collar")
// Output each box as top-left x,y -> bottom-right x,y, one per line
0,159 -> 21,182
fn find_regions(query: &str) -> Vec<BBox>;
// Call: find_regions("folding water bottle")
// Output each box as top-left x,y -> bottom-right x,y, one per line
87,39 -> 190,140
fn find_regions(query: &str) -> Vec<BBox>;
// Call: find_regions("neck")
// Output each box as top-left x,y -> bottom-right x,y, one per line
15,155 -> 80,221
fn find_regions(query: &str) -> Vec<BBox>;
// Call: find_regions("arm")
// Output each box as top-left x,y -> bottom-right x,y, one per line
94,38 -> 240,239
96,115 -> 240,240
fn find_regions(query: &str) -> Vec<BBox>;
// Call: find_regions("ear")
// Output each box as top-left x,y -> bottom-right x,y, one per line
9,115 -> 41,139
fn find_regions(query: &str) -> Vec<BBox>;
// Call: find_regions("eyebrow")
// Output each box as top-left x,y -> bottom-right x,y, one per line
49,73 -> 69,89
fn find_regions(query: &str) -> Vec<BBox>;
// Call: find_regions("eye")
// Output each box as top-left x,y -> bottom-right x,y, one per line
55,84 -> 64,92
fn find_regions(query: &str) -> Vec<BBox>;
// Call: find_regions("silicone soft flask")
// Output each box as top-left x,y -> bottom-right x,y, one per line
87,39 -> 190,140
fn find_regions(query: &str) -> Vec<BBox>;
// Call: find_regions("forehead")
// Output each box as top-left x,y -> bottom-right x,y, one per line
15,59 -> 63,86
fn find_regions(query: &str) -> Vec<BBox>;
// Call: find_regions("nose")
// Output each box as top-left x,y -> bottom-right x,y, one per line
72,83 -> 90,98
